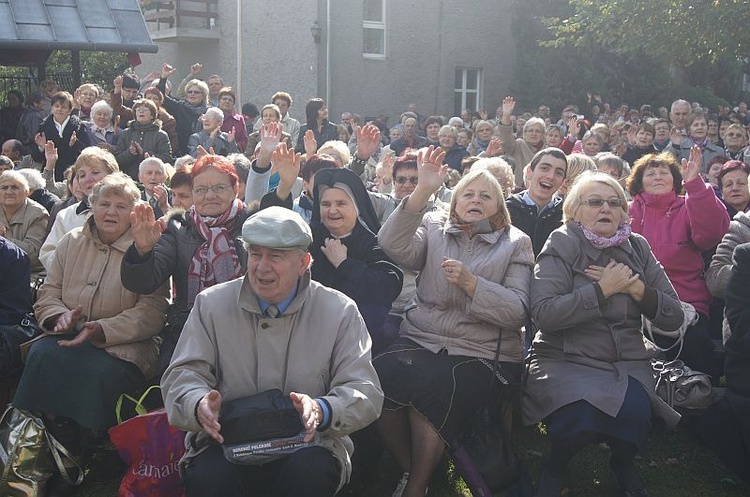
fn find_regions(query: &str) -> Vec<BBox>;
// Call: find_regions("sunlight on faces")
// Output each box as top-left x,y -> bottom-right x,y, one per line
138,162 -> 166,196
393,166 -> 419,200
425,123 -> 441,141
721,169 -> 750,212
92,191 -> 133,244
528,154 -> 566,206
454,177 -> 500,223
261,108 -> 279,126
320,187 -> 358,237
546,128 -> 563,148
171,184 -> 193,210
574,182 -> 625,237
654,122 -> 670,142
192,168 -> 237,217
642,164 -> 674,196
0,177 -> 28,210
134,104 -> 154,125
524,124 -> 545,148
636,129 -> 654,147
92,109 -> 111,129
77,163 -> 110,195
248,246 -> 310,304
476,124 -> 493,142
689,116 -> 708,141
51,101 -> 72,125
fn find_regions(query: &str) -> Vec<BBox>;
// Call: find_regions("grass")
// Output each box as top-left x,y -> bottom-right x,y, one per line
71,420 -> 750,497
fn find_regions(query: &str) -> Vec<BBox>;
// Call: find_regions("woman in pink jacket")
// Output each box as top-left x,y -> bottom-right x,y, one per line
627,147 -> 729,380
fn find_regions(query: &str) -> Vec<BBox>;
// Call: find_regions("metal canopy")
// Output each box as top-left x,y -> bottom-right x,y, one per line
0,0 -> 158,55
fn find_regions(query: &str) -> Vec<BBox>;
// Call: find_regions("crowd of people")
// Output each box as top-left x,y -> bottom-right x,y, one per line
2,62 -> 750,497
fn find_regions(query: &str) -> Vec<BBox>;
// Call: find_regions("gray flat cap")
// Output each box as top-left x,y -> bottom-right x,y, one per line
241,206 -> 312,250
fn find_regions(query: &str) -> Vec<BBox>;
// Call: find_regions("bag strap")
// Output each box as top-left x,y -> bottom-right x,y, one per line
643,320 -> 685,358
115,384 -> 162,424
46,431 -> 84,486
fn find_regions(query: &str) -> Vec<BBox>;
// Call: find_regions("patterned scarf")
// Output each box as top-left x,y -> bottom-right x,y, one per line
187,199 -> 244,305
578,221 -> 632,249
689,136 -> 709,149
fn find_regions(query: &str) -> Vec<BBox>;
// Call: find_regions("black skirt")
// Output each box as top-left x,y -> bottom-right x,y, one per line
374,337 -> 514,442
13,334 -> 146,430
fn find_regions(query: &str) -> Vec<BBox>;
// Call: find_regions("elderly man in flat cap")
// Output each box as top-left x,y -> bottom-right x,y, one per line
161,206 -> 383,497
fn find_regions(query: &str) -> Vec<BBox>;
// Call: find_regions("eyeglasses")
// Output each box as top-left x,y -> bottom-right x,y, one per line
193,184 -> 231,196
394,176 -> 419,185
582,198 -> 623,208
186,90 -> 204,95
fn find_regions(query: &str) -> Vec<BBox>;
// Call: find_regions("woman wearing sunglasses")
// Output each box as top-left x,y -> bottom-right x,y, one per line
525,171 -> 684,497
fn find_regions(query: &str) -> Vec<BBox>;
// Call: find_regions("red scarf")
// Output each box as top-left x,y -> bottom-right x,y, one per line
187,199 -> 244,305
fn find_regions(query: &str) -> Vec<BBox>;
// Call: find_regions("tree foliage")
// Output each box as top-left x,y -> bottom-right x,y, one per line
544,0 -> 750,67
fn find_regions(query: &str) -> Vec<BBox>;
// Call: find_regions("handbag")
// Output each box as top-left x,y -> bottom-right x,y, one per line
642,301 -> 698,357
450,332 -> 530,496
219,389 -> 317,465
652,359 -> 715,410
0,314 -> 43,380
108,385 -> 186,497
0,405 -> 83,497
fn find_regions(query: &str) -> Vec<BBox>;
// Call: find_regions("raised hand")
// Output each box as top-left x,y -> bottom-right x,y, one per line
129,140 -> 143,156
197,390 -> 223,443
484,137 -> 504,157
478,109 -> 489,120
44,140 -> 57,162
34,132 -> 47,148
53,305 -> 84,334
381,154 -> 394,178
681,145 -> 702,183
303,129 -> 318,157
69,131 -> 78,147
258,122 -> 282,158
627,124 -> 638,145
356,124 -> 381,160
189,63 -> 203,77
502,96 -> 516,119
272,142 -> 301,200
58,321 -> 104,348
415,145 -> 448,195
113,75 -> 123,92
568,116 -> 581,138
321,238 -> 348,268
195,145 -> 209,158
161,62 -> 176,79
130,203 -> 163,256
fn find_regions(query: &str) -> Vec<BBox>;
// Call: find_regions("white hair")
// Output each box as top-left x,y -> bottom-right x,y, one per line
204,107 -> 224,122
90,99 -> 113,118
0,170 -> 30,192
671,99 -> 690,112
16,168 -> 45,191
139,157 -> 166,174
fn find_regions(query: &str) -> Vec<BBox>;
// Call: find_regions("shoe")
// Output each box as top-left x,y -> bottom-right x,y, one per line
534,464 -> 565,497
392,472 -> 409,497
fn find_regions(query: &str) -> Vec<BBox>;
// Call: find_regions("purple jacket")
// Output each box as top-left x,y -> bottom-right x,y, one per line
629,176 -> 729,316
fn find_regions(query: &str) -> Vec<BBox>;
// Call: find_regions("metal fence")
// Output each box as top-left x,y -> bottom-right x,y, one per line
0,73 -> 75,103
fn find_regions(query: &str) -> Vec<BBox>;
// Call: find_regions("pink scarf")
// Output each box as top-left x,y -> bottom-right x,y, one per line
187,199 -> 244,305
578,221 -> 632,249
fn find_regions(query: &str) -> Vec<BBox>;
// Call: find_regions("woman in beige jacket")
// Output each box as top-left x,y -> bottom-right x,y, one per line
375,147 -> 533,497
14,172 -> 168,490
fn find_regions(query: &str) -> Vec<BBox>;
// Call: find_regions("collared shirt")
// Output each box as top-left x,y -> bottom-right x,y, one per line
54,116 -> 70,138
256,284 -> 298,317
521,190 -> 557,216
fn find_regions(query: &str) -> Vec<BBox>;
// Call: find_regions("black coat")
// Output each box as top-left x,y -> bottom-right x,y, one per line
506,192 -> 563,256
31,114 -> 91,181
0,238 -> 32,325
309,168 -> 403,352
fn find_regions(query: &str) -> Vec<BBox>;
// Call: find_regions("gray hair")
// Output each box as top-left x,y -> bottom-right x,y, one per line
523,117 -> 546,134
89,172 -> 141,207
139,157 -> 166,174
318,140 -> 351,167
562,171 -> 628,223
90,100 -> 113,119
470,157 -> 515,199
671,99 -> 690,113
16,168 -> 45,191
0,170 -> 30,192
438,124 -> 457,140
203,107 -> 224,122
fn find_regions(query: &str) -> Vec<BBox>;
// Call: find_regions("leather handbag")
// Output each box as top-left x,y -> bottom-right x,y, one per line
0,406 -> 83,496
219,389 -> 317,465
652,359 -> 715,410
0,314 -> 42,380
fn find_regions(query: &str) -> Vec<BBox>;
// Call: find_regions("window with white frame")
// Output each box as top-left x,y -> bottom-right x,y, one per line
363,0 -> 386,58
454,68 -> 483,116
